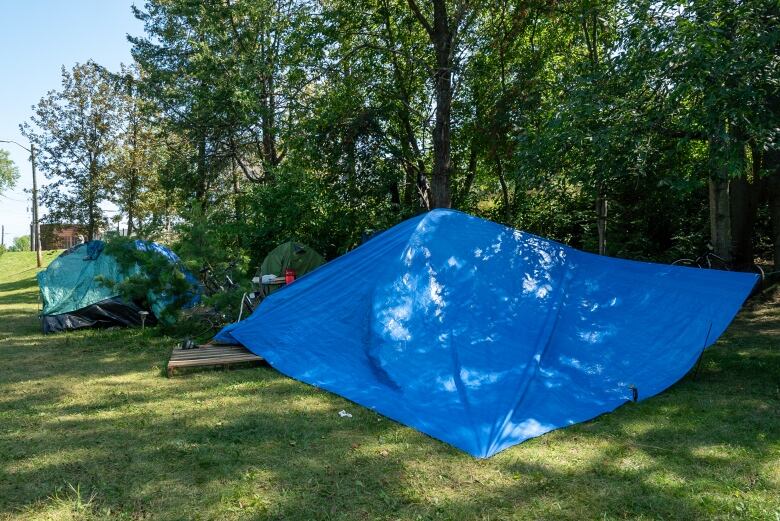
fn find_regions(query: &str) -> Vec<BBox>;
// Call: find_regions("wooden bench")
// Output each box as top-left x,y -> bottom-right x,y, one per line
167,343 -> 265,377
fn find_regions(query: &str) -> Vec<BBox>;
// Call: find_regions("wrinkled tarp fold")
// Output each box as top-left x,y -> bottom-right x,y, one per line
41,297 -> 157,334
216,209 -> 756,457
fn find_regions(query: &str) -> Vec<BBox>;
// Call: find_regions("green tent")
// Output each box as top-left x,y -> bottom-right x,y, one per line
256,241 -> 325,296
38,240 -> 199,333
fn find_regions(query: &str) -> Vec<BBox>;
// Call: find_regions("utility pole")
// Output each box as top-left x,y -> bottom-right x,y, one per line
30,143 -> 42,267
0,139 -> 42,267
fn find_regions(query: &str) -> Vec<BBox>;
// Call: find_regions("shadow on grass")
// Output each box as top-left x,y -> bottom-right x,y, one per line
0,277 -> 41,302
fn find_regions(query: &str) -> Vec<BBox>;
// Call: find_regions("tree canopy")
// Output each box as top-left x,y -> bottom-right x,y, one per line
21,0 -> 780,269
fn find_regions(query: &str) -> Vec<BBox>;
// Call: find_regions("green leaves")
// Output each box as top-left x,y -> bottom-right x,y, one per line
20,0 -> 775,269
100,235 -> 197,324
0,149 -> 19,196
22,62 -> 122,239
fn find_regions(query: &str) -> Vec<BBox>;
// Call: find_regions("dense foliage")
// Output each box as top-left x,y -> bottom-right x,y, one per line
23,0 -> 780,273
8,235 -> 30,253
97,236 -> 198,323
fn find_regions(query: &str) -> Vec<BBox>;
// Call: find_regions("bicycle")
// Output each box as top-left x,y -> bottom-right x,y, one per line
672,245 -> 765,281
199,260 -> 240,296
200,259 -> 264,318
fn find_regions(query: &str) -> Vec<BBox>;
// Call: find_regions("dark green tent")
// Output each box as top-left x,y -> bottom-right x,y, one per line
256,242 -> 325,296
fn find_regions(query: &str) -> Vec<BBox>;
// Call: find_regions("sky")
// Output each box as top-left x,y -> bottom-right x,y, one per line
0,1 -> 143,245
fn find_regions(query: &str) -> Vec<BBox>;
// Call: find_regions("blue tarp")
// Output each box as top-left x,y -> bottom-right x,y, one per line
217,209 -> 757,458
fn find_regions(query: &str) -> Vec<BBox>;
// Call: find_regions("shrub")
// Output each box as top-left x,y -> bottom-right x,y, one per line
96,236 -> 198,324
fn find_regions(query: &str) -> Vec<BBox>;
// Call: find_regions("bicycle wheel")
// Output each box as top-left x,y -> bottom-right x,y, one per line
671,258 -> 699,267
748,264 -> 765,281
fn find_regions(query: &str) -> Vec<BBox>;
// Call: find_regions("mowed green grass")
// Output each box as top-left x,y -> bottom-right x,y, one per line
0,251 -> 778,521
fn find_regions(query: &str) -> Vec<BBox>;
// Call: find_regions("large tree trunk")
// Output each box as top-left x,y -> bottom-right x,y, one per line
729,175 -> 757,269
709,177 -> 732,263
729,176 -> 751,265
407,0 -> 455,209
430,0 -> 453,209
708,131 -> 742,263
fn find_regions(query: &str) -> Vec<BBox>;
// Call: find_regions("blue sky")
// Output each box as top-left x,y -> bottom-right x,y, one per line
0,1 -> 142,244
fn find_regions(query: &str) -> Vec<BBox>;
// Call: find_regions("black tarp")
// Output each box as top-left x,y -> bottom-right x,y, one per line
41,297 -> 157,334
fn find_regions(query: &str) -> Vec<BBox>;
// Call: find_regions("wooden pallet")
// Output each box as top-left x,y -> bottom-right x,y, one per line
167,343 -> 264,377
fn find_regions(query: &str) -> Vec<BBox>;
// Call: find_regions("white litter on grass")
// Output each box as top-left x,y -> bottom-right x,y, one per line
338,410 -> 353,418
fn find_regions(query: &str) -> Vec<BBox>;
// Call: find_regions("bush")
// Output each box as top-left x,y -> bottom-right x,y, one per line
96,236 -> 199,325
8,235 -> 30,252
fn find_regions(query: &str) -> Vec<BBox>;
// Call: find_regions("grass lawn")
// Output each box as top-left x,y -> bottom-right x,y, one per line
0,250 -> 778,520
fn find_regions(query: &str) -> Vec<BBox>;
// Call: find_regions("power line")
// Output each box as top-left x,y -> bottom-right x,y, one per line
0,193 -> 28,203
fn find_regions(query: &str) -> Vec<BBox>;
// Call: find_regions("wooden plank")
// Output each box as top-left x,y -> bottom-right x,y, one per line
168,351 -> 261,361
167,343 -> 265,377
168,356 -> 260,368
170,353 -> 261,363
173,343 -> 243,351
168,344 -> 262,360
170,350 -> 257,360
170,348 -> 250,358
172,348 -> 251,357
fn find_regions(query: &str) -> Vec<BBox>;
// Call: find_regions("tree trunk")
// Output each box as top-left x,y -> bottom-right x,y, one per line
708,129 -> 743,263
87,156 -> 97,241
396,90 -> 429,209
126,164 -> 138,237
770,177 -> 780,270
232,162 -> 241,222
87,199 -> 96,241
389,182 -> 401,207
596,191 -> 608,255
767,149 -> 780,270
408,0 -> 454,209
430,1 -> 453,209
729,175 -> 756,269
263,76 -> 278,166
127,111 -> 139,237
709,177 -> 732,263
127,206 -> 134,236
497,157 -> 511,223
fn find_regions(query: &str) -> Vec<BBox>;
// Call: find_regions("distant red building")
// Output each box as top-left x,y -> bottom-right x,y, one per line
39,224 -> 85,250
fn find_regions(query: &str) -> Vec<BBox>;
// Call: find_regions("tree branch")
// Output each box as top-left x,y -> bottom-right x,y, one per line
406,0 -> 434,38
